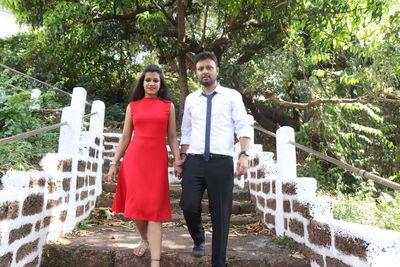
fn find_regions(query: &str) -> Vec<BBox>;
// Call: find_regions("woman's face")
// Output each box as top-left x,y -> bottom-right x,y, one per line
143,72 -> 161,98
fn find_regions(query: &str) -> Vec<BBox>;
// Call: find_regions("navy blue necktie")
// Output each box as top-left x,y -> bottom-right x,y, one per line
202,91 -> 217,161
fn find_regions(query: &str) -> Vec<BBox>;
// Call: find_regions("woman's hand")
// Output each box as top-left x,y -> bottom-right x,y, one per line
108,164 -> 117,184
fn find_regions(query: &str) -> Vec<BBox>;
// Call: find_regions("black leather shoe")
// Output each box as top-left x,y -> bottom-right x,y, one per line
192,242 -> 205,257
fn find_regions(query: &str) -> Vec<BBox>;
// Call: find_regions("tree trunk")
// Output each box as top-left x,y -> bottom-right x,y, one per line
242,93 -> 301,132
177,0 -> 189,126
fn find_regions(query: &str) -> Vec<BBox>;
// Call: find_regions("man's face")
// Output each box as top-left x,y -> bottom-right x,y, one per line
195,59 -> 219,87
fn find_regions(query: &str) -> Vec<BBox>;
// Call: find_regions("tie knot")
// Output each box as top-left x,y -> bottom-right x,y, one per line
202,91 -> 217,99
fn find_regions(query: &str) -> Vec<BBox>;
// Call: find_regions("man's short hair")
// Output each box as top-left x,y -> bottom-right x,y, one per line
194,51 -> 218,67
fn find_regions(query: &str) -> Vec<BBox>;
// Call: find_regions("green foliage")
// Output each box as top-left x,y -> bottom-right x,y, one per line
0,69 -> 59,176
78,218 -> 92,230
296,102 -> 399,192
0,0 -> 287,111
0,132 -> 58,176
104,102 -> 125,129
216,0 -> 400,194
325,184 -> 400,231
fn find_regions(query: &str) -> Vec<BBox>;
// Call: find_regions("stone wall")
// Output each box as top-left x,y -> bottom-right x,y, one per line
102,129 -> 122,176
0,131 -> 103,267
238,146 -> 400,267
0,87 -> 104,267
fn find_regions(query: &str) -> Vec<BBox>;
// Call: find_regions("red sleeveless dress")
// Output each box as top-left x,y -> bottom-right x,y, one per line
112,97 -> 172,221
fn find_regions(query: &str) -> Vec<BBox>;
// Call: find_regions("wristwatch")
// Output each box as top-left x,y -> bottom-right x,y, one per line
239,150 -> 249,157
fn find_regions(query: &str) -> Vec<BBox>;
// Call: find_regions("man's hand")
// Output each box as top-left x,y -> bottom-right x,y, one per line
174,166 -> 183,179
236,155 -> 248,177
173,160 -> 184,179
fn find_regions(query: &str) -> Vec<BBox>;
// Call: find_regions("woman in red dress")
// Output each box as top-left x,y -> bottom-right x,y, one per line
108,64 -> 182,267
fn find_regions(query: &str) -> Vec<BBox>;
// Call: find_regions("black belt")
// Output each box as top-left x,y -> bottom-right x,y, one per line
188,153 -> 232,159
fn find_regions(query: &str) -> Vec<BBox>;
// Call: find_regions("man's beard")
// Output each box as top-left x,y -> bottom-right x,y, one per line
199,78 -> 215,87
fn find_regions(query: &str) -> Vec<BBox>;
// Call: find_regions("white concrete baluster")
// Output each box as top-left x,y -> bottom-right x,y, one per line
58,87 -> 87,232
89,100 -> 105,196
276,126 -> 297,236
30,88 -> 41,110
58,87 -> 86,155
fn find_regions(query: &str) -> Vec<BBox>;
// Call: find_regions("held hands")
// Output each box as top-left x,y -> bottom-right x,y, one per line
173,160 -> 184,179
236,155 -> 249,177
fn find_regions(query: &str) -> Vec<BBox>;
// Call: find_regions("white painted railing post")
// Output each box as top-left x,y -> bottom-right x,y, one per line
58,107 -> 81,155
276,126 -> 297,236
70,86 -> 87,118
58,87 -> 86,232
29,88 -> 41,110
58,87 -> 86,155
89,100 -> 105,196
89,100 -> 105,134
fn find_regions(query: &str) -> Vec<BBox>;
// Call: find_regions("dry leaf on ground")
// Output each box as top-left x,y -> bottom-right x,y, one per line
290,252 -> 306,259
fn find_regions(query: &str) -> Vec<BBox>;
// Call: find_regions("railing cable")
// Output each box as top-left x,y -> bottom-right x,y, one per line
0,64 -> 91,106
82,111 -> 98,119
0,64 -> 72,97
32,109 -> 63,112
0,112 -> 98,146
252,124 -> 400,191
1,81 -> 24,91
0,122 -> 68,146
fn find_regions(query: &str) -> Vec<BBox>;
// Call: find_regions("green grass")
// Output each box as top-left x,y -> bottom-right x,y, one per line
323,189 -> 400,231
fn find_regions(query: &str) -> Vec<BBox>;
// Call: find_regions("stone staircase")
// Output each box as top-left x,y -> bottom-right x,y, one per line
96,183 -> 259,225
40,179 -> 310,266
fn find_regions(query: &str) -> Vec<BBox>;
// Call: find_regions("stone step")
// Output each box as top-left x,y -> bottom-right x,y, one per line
102,182 -> 116,193
168,213 -> 260,226
102,211 -> 260,226
169,184 -> 251,201
95,194 -> 114,208
41,224 -> 309,267
169,199 -> 255,215
101,183 -> 251,201
96,196 -> 255,216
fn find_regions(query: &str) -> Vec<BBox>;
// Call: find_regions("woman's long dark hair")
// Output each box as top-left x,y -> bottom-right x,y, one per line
130,64 -> 171,101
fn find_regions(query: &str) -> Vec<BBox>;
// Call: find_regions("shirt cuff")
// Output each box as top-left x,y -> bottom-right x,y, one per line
180,135 -> 190,145
236,127 -> 252,140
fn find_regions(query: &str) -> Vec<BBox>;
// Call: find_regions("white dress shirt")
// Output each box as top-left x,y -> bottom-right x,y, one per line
180,83 -> 252,157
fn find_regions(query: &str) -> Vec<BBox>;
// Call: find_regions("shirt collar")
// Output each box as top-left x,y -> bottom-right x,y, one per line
196,83 -> 222,97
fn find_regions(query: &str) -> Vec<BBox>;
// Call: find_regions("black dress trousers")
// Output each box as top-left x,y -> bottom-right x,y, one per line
180,154 -> 234,267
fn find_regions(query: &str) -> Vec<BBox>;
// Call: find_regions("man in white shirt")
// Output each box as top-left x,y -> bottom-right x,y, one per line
179,51 -> 251,267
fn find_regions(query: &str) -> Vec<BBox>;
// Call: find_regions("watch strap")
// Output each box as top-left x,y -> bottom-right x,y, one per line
239,151 -> 249,157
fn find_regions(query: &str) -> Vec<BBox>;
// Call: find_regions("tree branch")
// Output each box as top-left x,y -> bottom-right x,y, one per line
384,92 -> 400,100
275,0 -> 294,9
254,88 -> 400,109
233,78 -> 300,131
150,0 -> 177,28
87,7 -> 156,23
